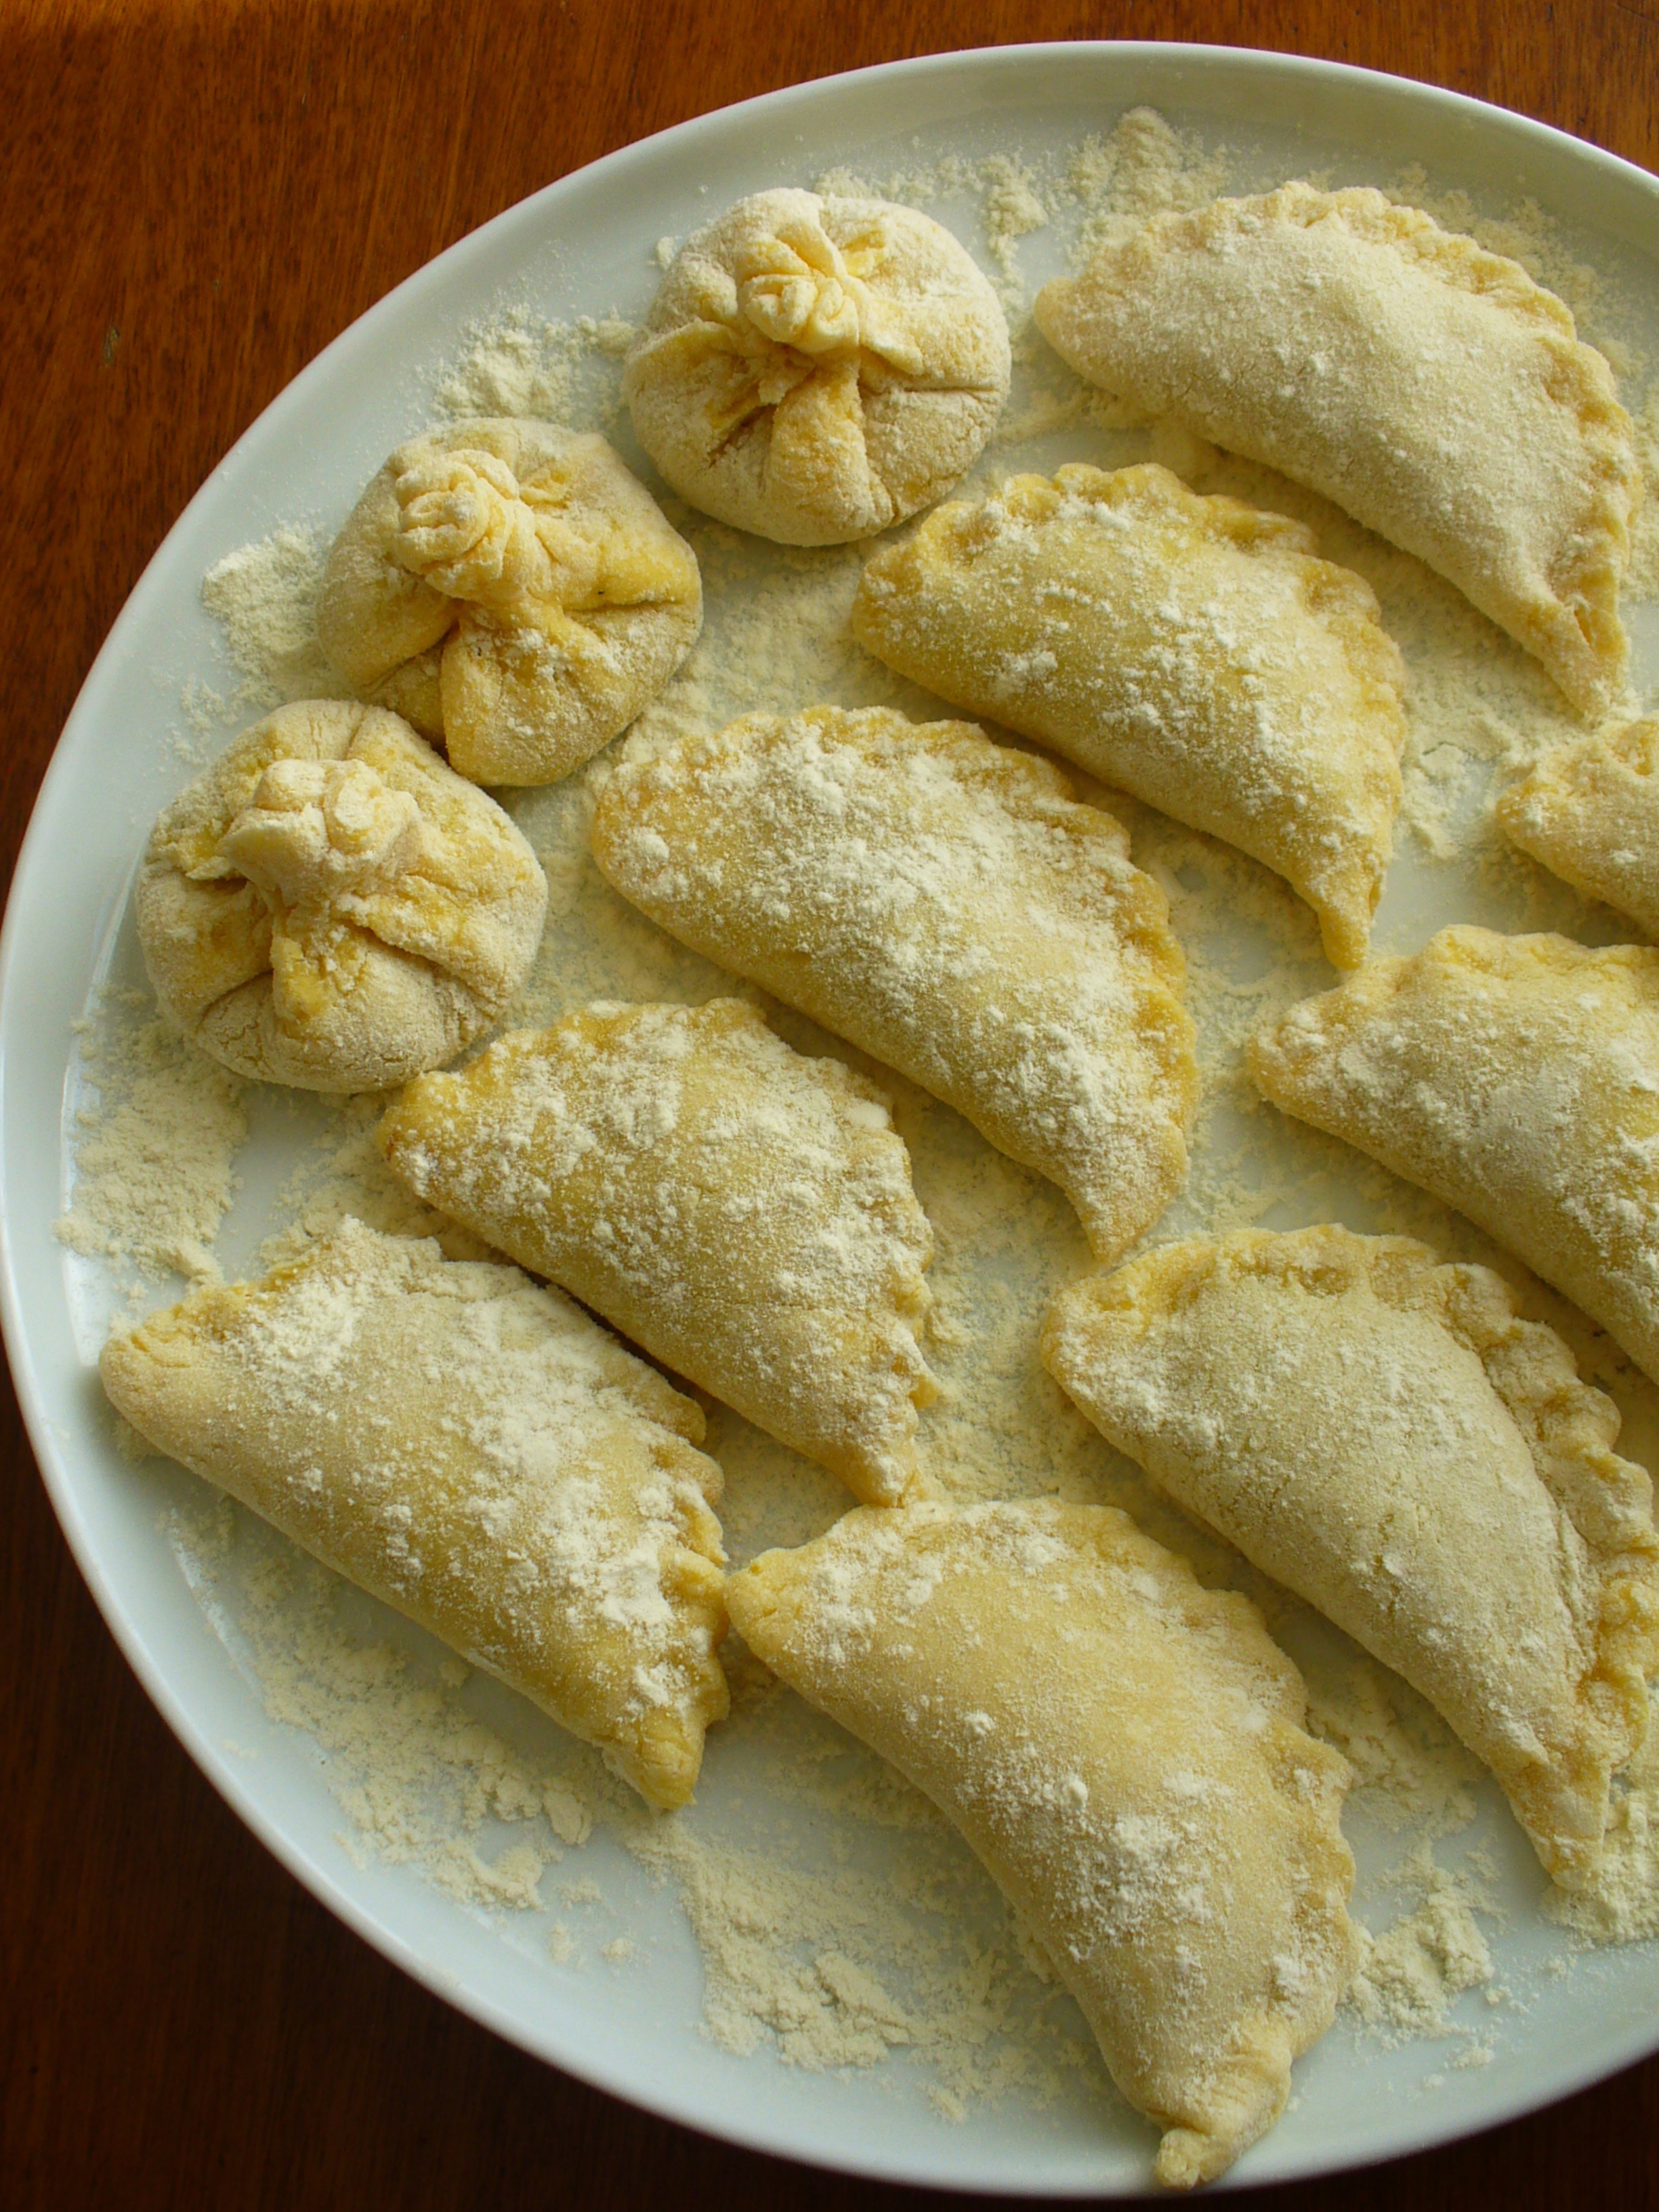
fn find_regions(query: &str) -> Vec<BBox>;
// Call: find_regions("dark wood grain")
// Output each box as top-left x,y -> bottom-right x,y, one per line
5,3 -> 1659,2205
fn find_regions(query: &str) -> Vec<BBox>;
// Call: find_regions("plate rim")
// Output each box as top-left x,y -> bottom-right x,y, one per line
8,35 -> 1659,2193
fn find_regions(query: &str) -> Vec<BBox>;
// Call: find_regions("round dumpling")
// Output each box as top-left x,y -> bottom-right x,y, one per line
623,189 -> 1011,545
316,419 -> 702,786
138,701 -> 549,1093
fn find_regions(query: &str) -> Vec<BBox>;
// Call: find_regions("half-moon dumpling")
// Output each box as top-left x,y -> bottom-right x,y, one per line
623,189 -> 1011,545
726,1499 -> 1357,2188
378,998 -> 937,1505
1498,716 -> 1659,938
589,707 -> 1198,1261
137,701 -> 547,1093
316,419 -> 702,785
1034,185 -> 1641,716
853,461 -> 1406,966
100,1219 -> 730,1808
1043,1226 -> 1659,1886
1248,927 -> 1659,1385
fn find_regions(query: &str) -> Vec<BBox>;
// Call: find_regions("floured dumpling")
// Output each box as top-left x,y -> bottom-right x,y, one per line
623,189 -> 1011,545
1248,927 -> 1659,1385
378,998 -> 937,1505
317,419 -> 701,784
100,1219 -> 730,1808
589,707 -> 1198,1261
1498,717 -> 1659,938
1035,185 -> 1641,716
1043,1226 -> 1659,1885
137,701 -> 547,1093
854,461 -> 1406,966
726,1499 -> 1357,2188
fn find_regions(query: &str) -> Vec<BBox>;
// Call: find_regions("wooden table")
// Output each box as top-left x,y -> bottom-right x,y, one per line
5,2 -> 1658,2204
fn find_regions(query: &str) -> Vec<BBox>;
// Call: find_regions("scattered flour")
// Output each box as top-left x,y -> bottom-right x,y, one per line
432,310 -> 584,421
57,1000 -> 247,1283
170,1501 -> 595,1911
1306,1663 -> 1480,1839
979,154 -> 1048,295
1347,1843 -> 1496,2043
433,308 -> 633,427
1066,108 -> 1232,264
200,523 -> 340,709
162,1493 -> 1100,2112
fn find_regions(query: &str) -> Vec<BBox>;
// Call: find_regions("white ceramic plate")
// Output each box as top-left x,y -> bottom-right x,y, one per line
9,41 -> 1659,2194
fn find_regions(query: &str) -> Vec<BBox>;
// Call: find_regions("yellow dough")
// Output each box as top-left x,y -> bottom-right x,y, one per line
854,462 -> 1406,966
1035,185 -> 1641,716
1498,717 -> 1659,938
1248,927 -> 1659,1385
137,701 -> 547,1093
726,1499 -> 1356,2189
1044,1226 -> 1659,1886
317,419 -> 702,785
623,189 -> 1011,545
100,1219 -> 730,1809
589,706 -> 1198,1261
378,999 -> 937,1504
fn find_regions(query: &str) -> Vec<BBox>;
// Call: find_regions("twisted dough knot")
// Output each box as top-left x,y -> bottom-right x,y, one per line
734,218 -> 876,360
392,448 -> 599,608
734,214 -> 929,385
217,757 -> 425,919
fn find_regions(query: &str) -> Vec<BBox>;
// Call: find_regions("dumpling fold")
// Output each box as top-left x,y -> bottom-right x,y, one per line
1248,927 -> 1659,1387
1035,184 -> 1641,715
1044,1226 -> 1659,1885
1498,716 -> 1659,938
318,419 -> 702,785
854,461 -> 1406,965
726,1498 -> 1357,2189
588,706 -> 1198,1261
378,998 -> 938,1504
624,189 -> 1011,545
138,701 -> 547,1093
100,1219 -> 731,1809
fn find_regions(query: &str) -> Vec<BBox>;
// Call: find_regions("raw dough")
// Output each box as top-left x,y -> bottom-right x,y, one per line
317,419 -> 701,784
138,701 -> 547,1093
854,461 -> 1406,965
624,189 -> 1011,545
1044,1225 -> 1659,1885
1035,185 -> 1641,716
589,706 -> 1198,1261
726,1497 -> 1357,2188
378,998 -> 937,1505
1498,716 -> 1659,938
100,1219 -> 731,1808
1248,927 -> 1659,1385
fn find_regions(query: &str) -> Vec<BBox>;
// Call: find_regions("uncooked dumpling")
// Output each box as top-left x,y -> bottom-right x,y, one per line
1498,717 -> 1659,938
1248,927 -> 1659,1385
317,419 -> 702,784
854,461 -> 1406,965
100,1219 -> 730,1808
378,998 -> 937,1505
138,701 -> 547,1093
726,1499 -> 1356,2188
624,189 -> 1011,545
1043,1226 -> 1659,1886
1035,184 -> 1641,716
589,706 -> 1197,1261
